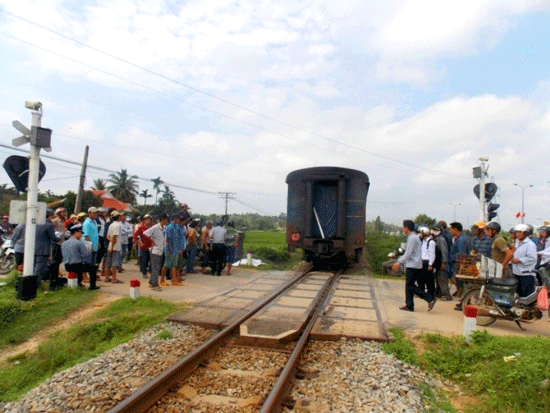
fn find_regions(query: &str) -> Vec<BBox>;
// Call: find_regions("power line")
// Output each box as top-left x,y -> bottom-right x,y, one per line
1,10 -> 468,180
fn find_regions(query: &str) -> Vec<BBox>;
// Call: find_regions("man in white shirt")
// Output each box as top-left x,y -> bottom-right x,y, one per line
105,211 -> 124,283
144,213 -> 169,290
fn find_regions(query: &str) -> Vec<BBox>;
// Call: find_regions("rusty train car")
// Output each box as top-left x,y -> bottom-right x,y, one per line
286,167 -> 369,263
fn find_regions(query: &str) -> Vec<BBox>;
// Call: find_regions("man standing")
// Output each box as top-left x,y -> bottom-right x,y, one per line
211,220 -> 227,276
62,224 -> 99,290
133,214 -> 153,278
105,210 -> 124,283
83,207 -> 99,278
165,213 -> 185,285
35,209 -> 60,287
201,221 -> 213,274
484,221 -> 514,278
224,221 -> 239,275
511,224 -> 537,298
471,222 -> 492,258
144,214 -> 169,291
96,207 -> 107,267
392,220 -> 436,312
180,203 -> 191,224
51,207 -> 67,279
432,224 -> 451,300
449,222 -> 470,297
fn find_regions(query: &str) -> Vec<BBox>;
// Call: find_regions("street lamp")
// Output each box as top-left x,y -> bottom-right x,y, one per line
513,183 -> 533,224
449,202 -> 461,221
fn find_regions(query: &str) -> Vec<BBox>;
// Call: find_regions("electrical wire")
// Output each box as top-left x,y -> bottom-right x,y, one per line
1,10 -> 469,180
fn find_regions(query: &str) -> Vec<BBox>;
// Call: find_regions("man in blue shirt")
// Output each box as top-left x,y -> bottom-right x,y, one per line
83,207 -> 99,274
449,222 -> 470,310
165,213 -> 186,285
392,220 -> 436,312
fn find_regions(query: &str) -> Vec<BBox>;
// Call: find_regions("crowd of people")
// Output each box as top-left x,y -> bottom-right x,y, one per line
392,219 -> 550,312
9,202 -> 243,292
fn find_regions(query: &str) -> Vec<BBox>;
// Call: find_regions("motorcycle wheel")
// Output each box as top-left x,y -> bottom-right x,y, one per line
462,289 -> 498,326
0,254 -> 16,274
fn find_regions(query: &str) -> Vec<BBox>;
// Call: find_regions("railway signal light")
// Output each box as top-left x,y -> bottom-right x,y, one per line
488,203 -> 500,221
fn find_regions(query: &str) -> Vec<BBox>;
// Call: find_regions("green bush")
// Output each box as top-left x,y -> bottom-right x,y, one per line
365,229 -> 405,274
254,247 -> 290,263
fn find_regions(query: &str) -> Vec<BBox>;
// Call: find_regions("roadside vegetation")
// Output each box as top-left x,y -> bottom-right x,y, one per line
382,328 -> 550,413
365,228 -> 405,277
244,230 -> 302,270
0,289 -> 181,402
0,271 -> 97,347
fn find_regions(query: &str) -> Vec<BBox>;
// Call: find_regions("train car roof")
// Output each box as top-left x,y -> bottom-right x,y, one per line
286,166 -> 369,184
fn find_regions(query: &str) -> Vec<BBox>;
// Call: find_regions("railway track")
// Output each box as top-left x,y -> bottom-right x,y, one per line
109,266 -> 342,413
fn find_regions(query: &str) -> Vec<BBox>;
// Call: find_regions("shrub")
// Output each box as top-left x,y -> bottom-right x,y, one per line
254,247 -> 290,263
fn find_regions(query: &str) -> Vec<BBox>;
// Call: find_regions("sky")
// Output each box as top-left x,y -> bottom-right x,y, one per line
0,0 -> 549,228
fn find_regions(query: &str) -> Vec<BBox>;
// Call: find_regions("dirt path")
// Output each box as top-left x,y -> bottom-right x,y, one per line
0,293 -> 120,364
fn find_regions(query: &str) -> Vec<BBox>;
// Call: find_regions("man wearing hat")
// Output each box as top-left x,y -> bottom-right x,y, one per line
83,207 -> 100,279
470,221 -> 492,258
35,209 -> 61,287
180,203 -> 191,224
62,224 -> 99,290
50,207 -> 67,280
0,215 -> 13,235
105,211 -> 124,283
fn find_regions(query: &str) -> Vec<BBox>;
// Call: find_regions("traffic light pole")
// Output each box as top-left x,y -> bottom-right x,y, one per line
478,158 -> 488,222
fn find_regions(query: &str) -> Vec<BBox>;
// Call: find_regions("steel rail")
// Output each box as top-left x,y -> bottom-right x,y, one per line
260,269 -> 342,413
108,265 -> 313,413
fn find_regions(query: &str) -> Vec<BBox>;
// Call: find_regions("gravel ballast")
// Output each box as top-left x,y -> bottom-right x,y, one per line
1,323 -> 441,413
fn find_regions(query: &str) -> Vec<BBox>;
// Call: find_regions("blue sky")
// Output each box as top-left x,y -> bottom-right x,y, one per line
0,0 -> 549,228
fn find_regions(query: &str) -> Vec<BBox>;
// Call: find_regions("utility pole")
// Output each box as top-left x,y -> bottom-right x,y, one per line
218,192 -> 236,216
74,145 -> 89,213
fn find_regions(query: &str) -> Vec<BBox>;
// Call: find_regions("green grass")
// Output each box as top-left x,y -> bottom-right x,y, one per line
382,328 -> 550,413
0,296 -> 181,402
365,229 -> 405,276
0,271 -> 97,347
243,231 -> 302,270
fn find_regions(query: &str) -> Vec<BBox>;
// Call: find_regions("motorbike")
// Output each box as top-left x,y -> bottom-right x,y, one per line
461,266 -> 550,330
0,233 -> 16,274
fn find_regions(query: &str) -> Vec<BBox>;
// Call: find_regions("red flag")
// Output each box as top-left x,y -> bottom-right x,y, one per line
516,212 -> 521,218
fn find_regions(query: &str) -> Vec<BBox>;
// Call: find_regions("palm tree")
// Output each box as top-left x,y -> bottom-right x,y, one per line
152,176 -> 163,205
107,169 -> 139,204
140,189 -> 152,206
92,178 -> 107,191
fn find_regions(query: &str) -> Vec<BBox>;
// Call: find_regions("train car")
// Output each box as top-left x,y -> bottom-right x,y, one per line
286,166 -> 369,263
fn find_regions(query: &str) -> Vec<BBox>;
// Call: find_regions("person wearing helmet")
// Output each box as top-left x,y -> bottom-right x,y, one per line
418,227 -> 435,297
485,221 -> 514,278
510,224 -> 537,298
471,221 -> 492,258
431,224 -> 451,300
536,226 -> 550,268
392,220 -> 436,312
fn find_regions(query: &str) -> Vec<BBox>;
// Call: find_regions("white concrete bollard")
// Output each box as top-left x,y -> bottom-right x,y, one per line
463,305 -> 478,343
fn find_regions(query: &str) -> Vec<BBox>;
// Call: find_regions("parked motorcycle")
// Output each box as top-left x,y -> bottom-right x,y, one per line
0,236 -> 15,274
461,266 -> 550,330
